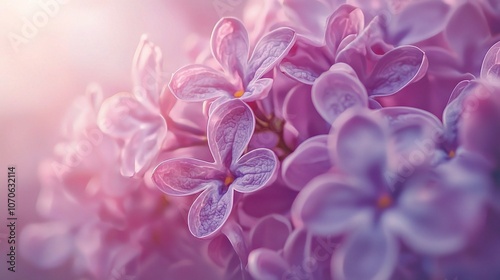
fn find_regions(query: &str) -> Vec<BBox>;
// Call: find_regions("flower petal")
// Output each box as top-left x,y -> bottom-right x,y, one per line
329,109 -> 387,176
442,80 -> 477,145
211,17 -> 249,78
385,173 -> 484,255
280,37 -> 332,84
283,84 -> 330,146
376,106 -> 444,169
208,234 -> 237,268
282,0 -> 330,40
248,130 -> 280,151
20,222 -> 74,268
246,27 -> 296,83
292,173 -> 373,236
232,148 -> 278,193
121,121 -> 166,177
250,214 -> 292,251
188,185 -> 234,238
459,84 -> 500,163
335,16 -> 392,80
240,180 -> 297,218
387,0 -> 451,45
282,135 -> 332,191
207,95 -> 231,116
481,41 -> 500,80
243,78 -> 273,101
367,45 -> 428,97
131,35 -> 163,108
97,93 -> 148,138
487,64 -> 500,81
248,248 -> 289,280
282,229 -> 309,268
324,4 -> 364,57
332,225 -> 398,280
152,158 -> 225,196
312,66 -> 368,124
208,99 -> 255,167
445,2 -> 490,68
169,64 -> 235,102
222,222 -> 249,266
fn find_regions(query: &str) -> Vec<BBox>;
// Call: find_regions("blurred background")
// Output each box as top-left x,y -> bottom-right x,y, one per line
0,0 -> 245,278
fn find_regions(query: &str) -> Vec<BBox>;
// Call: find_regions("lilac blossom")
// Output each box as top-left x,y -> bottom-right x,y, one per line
444,1 -> 500,76
281,83 -> 330,147
280,0 -> 351,42
248,228 -> 336,280
21,1 -> 500,279
443,41 -> 500,153
282,135 -> 332,191
309,42 -> 428,123
459,78 -> 500,173
152,99 -> 278,238
282,7 -> 427,85
97,36 -> 167,177
379,1 -> 499,117
292,108 -> 486,279
385,0 -> 453,45
249,80 -> 329,159
169,17 -> 296,108
248,229 -> 308,280
50,84 -> 140,198
280,4 -> 365,84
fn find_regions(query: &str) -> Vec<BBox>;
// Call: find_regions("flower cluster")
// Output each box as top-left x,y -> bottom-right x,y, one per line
22,0 -> 500,279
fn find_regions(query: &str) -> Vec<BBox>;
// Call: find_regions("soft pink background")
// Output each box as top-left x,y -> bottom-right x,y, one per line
0,0 -> 246,279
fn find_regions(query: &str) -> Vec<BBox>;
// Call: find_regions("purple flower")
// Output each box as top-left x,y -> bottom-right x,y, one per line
280,4 -> 365,84
386,0 -> 453,45
238,176 -> 297,219
97,36 -> 167,177
280,0 -> 349,41
459,79 -> 500,170
443,41 -> 500,152
282,135 -> 332,191
169,17 -> 296,108
292,108 -> 485,280
152,99 -> 278,238
311,63 -> 369,123
248,228 -> 335,280
248,228 -> 306,280
282,12 -> 428,121
481,40 -> 500,83
310,43 -> 428,123
281,83 -> 330,147
445,1 -> 499,76
248,81 -> 329,159
337,38 -> 427,96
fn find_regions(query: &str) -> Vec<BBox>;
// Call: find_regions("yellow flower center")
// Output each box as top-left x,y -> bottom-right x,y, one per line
377,194 -> 393,209
448,150 -> 456,158
224,175 -> 235,186
233,90 -> 245,98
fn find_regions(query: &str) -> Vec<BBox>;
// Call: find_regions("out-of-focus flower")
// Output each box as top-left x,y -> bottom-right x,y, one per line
97,36 -> 167,178
248,229 -> 307,280
152,99 -> 278,238
292,108 -> 486,279
282,135 -> 332,191
443,41 -> 500,154
385,0 -> 453,45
